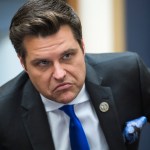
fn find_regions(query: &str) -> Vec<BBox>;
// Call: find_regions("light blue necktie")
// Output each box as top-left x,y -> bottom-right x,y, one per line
60,105 -> 90,150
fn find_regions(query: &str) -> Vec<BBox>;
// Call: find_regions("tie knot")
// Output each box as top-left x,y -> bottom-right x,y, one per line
59,105 -> 75,118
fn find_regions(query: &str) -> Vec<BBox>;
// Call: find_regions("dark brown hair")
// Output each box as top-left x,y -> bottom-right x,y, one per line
9,0 -> 82,60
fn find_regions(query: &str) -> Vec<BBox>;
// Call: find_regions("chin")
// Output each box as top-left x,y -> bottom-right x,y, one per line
50,88 -> 79,104
58,93 -> 76,104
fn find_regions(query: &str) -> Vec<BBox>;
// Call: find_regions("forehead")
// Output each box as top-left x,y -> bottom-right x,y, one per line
24,25 -> 75,48
23,25 -> 75,50
23,25 -> 80,58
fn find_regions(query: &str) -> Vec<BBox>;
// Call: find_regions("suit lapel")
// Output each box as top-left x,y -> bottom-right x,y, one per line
85,63 -> 126,150
20,80 -> 55,150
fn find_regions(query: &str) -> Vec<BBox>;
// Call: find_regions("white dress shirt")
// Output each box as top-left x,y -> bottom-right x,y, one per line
41,84 -> 109,150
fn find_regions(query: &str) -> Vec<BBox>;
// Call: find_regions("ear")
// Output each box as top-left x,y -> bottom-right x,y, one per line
18,55 -> 27,72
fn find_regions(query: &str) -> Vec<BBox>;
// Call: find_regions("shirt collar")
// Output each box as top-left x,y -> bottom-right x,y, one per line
41,84 -> 89,112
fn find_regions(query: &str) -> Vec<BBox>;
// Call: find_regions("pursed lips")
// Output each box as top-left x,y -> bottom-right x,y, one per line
53,82 -> 72,92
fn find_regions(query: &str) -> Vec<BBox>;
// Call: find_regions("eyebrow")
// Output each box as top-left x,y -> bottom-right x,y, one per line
60,48 -> 77,56
30,48 -> 78,64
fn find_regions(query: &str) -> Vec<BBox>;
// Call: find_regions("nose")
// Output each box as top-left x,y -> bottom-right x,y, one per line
52,62 -> 66,81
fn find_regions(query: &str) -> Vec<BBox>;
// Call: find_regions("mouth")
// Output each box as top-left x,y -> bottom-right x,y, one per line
53,83 -> 73,93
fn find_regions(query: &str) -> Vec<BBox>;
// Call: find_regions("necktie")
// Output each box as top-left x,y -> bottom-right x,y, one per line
60,105 -> 90,150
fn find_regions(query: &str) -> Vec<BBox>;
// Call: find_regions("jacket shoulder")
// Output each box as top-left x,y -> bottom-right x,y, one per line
85,52 -> 139,65
0,71 -> 29,98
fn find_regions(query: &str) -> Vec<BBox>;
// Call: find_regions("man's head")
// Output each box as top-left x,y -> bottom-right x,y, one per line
9,0 -> 86,104
9,0 -> 82,62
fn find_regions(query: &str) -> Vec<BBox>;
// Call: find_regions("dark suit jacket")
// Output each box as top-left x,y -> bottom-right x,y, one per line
1,52 -> 150,150
138,123 -> 150,150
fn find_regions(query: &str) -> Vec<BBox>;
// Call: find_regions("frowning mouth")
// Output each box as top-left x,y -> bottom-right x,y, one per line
53,83 -> 72,93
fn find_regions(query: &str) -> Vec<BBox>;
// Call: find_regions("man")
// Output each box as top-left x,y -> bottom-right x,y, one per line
0,0 -> 150,150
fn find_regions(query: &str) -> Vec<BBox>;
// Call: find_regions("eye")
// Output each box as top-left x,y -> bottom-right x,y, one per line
63,53 -> 72,60
37,60 -> 50,66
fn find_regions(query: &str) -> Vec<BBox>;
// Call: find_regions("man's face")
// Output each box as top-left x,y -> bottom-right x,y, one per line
20,25 -> 86,104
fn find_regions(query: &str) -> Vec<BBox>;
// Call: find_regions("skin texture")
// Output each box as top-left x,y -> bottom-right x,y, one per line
19,25 -> 86,104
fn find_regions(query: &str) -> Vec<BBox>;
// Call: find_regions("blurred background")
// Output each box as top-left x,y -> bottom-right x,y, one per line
0,0 -> 150,86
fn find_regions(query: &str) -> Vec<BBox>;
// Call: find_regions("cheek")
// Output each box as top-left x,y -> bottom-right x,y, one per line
27,69 -> 52,88
72,60 -> 86,82
29,74 -> 52,96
